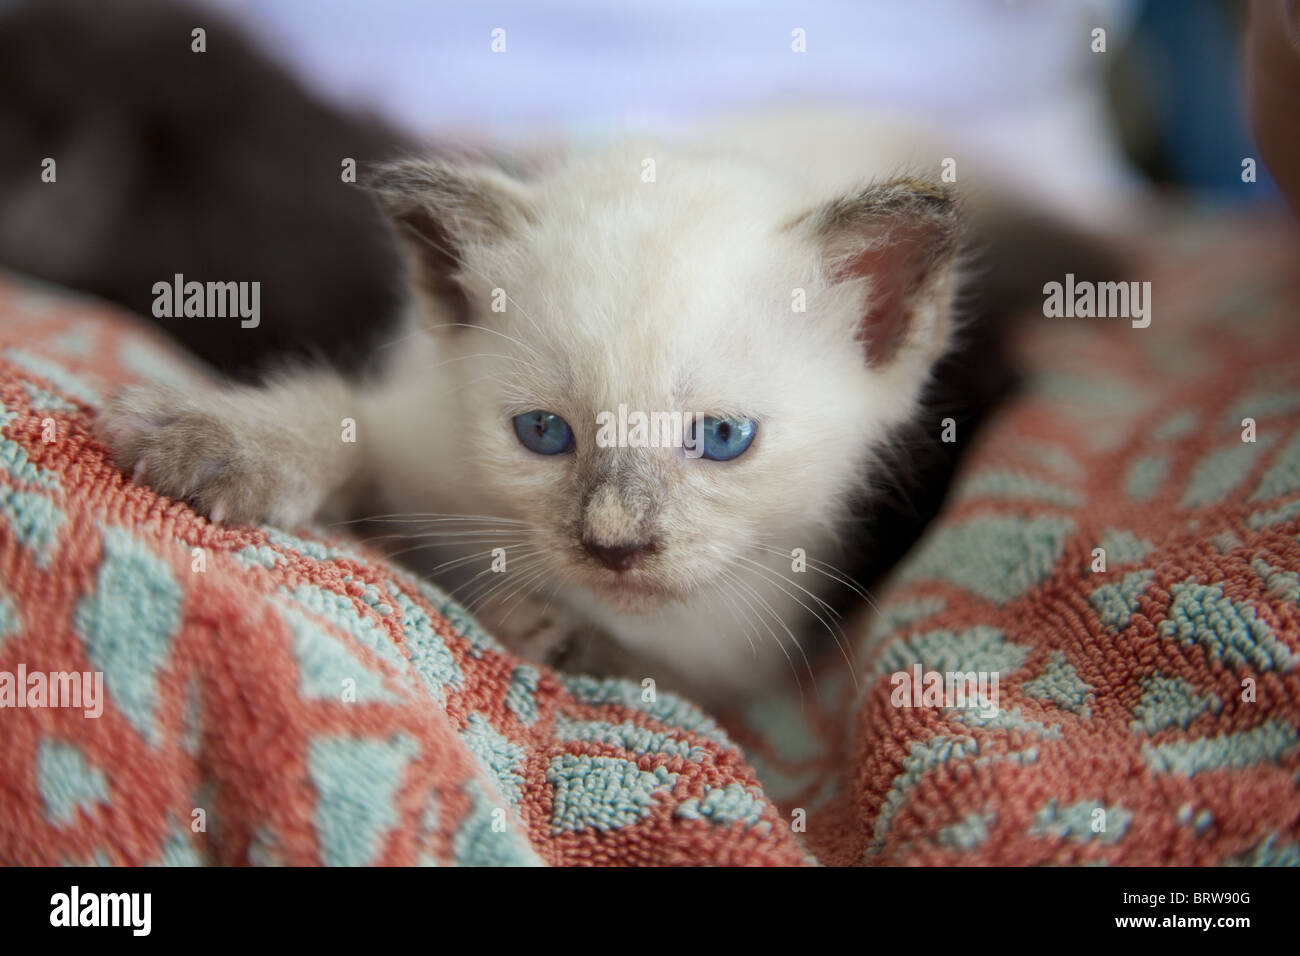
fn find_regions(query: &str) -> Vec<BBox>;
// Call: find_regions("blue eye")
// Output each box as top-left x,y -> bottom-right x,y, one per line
512,410 -> 574,455
697,416 -> 756,461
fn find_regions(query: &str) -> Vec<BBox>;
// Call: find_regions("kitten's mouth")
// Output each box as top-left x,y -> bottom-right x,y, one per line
561,538 -> 689,611
585,568 -> 675,609
595,568 -> 666,592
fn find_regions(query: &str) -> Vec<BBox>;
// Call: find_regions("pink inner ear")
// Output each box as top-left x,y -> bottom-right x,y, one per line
840,235 -> 928,368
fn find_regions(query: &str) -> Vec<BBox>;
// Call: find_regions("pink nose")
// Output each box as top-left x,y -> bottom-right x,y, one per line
582,539 -> 653,572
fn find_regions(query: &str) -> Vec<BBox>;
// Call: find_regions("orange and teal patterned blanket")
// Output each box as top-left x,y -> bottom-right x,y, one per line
0,212 -> 1297,865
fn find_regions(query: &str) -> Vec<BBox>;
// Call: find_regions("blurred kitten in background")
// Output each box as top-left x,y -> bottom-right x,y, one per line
0,0 -> 410,379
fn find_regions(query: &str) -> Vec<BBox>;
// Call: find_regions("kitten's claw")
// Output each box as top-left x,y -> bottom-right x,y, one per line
96,384 -> 314,526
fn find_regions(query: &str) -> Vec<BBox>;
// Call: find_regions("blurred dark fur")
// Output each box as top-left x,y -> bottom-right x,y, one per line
0,0 -> 411,379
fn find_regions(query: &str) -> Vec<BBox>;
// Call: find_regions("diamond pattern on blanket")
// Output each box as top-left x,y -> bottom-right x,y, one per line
2,211 -> 1300,866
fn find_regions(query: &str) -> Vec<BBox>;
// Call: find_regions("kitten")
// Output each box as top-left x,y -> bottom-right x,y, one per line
97,124 -> 967,708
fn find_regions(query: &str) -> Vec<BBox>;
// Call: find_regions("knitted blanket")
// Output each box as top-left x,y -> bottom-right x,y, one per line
0,212 -> 1297,866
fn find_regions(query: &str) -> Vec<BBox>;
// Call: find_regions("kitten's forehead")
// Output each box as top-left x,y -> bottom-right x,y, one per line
460,142 -> 845,427
492,149 -> 804,393
501,259 -> 774,415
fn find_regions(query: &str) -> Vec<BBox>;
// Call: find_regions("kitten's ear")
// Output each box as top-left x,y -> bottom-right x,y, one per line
793,177 -> 961,370
364,158 -> 537,322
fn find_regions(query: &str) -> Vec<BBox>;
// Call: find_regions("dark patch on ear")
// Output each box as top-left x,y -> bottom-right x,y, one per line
796,177 -> 961,367
373,188 -> 470,324
364,158 -> 536,326
366,159 -> 534,239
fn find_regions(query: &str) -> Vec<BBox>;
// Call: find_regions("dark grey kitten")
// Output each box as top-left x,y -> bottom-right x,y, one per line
0,0 -> 410,379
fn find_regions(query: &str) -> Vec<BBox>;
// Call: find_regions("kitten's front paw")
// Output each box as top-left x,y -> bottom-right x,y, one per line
479,595 -> 618,676
96,384 -> 313,525
478,593 -> 580,663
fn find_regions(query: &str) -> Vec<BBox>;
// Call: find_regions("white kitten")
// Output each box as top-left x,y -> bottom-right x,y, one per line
98,118 -> 963,708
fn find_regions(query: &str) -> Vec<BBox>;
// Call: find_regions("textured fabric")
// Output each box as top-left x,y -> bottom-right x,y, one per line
1,213 -> 1298,866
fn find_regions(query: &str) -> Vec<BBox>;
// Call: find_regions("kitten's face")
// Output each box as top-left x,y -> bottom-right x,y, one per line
373,147 -> 958,614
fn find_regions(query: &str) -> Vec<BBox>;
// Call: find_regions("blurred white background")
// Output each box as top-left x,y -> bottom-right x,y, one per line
198,0 -> 1142,225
